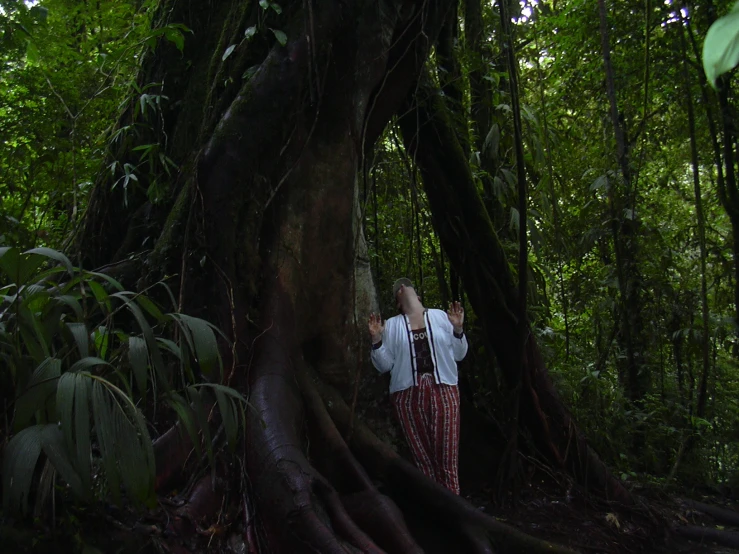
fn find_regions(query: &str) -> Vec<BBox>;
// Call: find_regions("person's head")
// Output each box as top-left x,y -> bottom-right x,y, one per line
392,278 -> 419,313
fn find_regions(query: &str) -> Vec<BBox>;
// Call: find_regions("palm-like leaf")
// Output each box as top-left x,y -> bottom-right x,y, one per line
2,247 -> 240,515
14,358 -> 61,431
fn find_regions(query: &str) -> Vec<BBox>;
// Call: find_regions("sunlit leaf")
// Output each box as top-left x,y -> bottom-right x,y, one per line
25,248 -> 73,275
222,44 -> 236,61
703,1 -> 739,88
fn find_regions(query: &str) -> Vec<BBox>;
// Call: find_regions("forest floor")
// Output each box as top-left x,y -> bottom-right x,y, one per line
4,478 -> 739,553
463,474 -> 739,554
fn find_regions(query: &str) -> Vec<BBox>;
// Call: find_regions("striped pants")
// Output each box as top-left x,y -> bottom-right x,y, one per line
392,374 -> 460,495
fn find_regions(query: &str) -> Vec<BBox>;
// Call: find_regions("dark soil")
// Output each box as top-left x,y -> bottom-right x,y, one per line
463,472 -> 739,554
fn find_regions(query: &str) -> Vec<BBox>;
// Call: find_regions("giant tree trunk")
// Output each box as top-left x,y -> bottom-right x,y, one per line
76,0 -> 625,551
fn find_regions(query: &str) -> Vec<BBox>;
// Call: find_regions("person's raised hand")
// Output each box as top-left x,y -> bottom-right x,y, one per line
447,301 -> 464,333
368,313 -> 384,344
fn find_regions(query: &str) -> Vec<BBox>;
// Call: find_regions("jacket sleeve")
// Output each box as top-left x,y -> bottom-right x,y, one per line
452,331 -> 468,362
370,340 -> 395,374
370,320 -> 395,373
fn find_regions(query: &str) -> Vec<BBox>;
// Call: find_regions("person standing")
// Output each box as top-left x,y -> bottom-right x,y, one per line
368,278 -> 468,494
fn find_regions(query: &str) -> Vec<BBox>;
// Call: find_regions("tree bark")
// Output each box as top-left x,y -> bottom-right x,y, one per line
597,0 -> 647,405
679,14 -> 710,420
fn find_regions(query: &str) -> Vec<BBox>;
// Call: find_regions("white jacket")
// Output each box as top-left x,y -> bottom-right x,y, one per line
370,309 -> 468,393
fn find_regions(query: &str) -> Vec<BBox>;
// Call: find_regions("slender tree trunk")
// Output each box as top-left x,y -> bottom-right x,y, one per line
533,9 -> 569,361
437,3 -> 469,154
680,21 -> 710,418
463,0 -> 490,153
597,0 -> 647,404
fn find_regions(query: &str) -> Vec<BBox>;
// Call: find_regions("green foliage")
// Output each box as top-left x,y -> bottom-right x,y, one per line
364,0 -> 739,489
0,0 -> 189,249
703,1 -> 739,88
0,247 -> 247,515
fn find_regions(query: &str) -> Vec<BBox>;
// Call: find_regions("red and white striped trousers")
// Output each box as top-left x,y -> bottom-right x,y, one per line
391,373 -> 460,495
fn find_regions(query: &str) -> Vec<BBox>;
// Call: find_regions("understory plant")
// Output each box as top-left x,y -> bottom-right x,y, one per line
0,246 -> 246,515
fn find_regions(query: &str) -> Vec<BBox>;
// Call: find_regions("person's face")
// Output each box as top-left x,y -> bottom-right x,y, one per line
395,284 -> 416,312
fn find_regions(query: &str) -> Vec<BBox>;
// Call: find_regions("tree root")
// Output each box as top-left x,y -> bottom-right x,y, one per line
297,361 -> 424,554
681,498 -> 739,527
308,366 -> 579,554
153,421 -> 195,492
672,524 -> 739,548
246,288 -> 389,553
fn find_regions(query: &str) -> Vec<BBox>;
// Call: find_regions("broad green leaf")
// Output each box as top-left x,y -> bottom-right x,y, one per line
14,358 -> 61,431
57,372 -> 77,461
196,382 -> 248,405
84,271 -> 124,292
156,337 -> 182,359
164,28 -> 185,51
214,387 -> 237,450
69,357 -> 111,373
0,248 -> 45,284
34,460 -> 55,518
66,322 -> 89,358
2,424 -> 45,513
18,324 -> 45,364
56,372 -> 92,491
483,123 -> 500,158
87,280 -> 111,312
92,377 -> 154,504
56,294 -> 84,321
31,265 -> 69,284
112,293 -> 168,388
128,336 -> 148,401
73,374 -> 92,491
703,1 -> 739,88
114,402 -> 148,503
155,281 -> 177,310
187,386 -> 214,469
271,29 -> 287,46
169,313 -> 220,377
92,326 -> 110,359
135,295 -> 164,321
245,26 -> 257,39
25,248 -> 73,275
40,424 -> 85,499
222,44 -> 236,61
166,392 -> 202,458
92,381 -> 120,503
590,174 -> 608,191
0,246 -> 14,262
